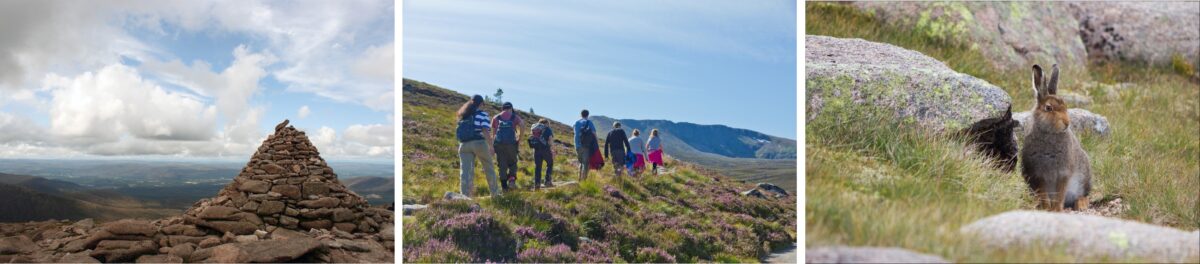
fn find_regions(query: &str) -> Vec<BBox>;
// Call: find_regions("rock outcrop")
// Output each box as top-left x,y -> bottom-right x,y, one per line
806,35 -> 1012,133
1068,2 -> 1200,66
852,2 -> 1091,79
961,210 -> 1200,262
850,2 -> 1200,77
0,120 -> 394,263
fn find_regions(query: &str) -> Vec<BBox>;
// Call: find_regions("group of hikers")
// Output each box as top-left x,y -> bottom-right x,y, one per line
454,95 -> 666,197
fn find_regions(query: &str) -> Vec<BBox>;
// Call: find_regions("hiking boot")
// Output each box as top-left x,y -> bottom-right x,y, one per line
544,181 -> 555,188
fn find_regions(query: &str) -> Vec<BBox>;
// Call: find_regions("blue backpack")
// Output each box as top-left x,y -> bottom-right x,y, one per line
494,113 -> 518,144
455,111 -> 484,143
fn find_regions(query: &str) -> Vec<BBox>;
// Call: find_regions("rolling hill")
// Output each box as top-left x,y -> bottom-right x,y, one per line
0,173 -> 177,222
343,176 -> 395,205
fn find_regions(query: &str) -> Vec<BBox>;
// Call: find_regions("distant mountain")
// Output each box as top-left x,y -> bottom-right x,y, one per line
0,173 -> 177,222
590,116 -> 796,159
589,116 -> 798,191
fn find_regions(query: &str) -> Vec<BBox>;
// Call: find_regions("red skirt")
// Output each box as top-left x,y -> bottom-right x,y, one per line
648,149 -> 663,165
633,153 -> 645,169
589,148 -> 605,170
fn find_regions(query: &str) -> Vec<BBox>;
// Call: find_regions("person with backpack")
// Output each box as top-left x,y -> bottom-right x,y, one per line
647,128 -> 664,175
627,129 -> 647,177
455,95 -> 501,197
491,102 -> 524,191
529,118 -> 554,189
604,122 -> 631,178
574,109 -> 598,181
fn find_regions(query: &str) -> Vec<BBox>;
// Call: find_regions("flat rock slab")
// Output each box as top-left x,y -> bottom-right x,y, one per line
961,210 -> 1200,262
806,246 -> 950,263
806,35 -> 1011,133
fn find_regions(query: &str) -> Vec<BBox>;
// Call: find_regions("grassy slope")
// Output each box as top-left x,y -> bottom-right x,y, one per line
402,79 -> 797,262
806,3 -> 1199,262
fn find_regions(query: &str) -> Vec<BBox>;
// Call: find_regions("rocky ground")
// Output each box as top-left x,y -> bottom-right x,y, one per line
0,120 -> 394,263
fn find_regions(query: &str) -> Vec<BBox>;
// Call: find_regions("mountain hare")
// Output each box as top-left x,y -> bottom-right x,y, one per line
1019,64 -> 1092,211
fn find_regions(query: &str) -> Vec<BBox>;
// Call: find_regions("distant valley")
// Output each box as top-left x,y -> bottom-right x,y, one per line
0,159 -> 394,222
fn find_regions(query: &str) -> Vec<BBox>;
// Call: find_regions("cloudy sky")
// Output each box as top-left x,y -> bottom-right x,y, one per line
404,0 -> 796,138
0,0 -> 394,160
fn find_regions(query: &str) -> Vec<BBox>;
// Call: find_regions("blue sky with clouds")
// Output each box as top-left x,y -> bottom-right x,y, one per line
403,0 -> 797,138
0,0 -> 394,160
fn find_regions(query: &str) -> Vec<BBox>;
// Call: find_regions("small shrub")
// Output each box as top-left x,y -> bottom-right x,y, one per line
515,225 -> 548,241
635,247 -> 677,263
1171,54 -> 1196,77
431,212 -> 518,261
516,243 -> 576,263
403,239 -> 475,263
576,240 -> 617,263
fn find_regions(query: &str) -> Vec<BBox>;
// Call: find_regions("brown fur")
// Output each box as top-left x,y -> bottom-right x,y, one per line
1019,64 -> 1093,211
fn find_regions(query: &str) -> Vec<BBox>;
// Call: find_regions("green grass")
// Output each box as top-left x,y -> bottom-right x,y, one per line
807,3 -> 1199,262
402,79 -> 797,262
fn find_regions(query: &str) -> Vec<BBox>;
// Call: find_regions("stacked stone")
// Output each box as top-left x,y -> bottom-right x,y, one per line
183,120 -> 383,235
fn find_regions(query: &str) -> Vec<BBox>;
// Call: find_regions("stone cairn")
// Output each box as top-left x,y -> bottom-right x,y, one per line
0,120 -> 392,263
182,120 -> 382,235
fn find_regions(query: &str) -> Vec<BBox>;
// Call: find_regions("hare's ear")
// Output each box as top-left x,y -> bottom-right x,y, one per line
1031,64 -> 1045,100
1004,105 -> 1013,120
1047,64 -> 1060,95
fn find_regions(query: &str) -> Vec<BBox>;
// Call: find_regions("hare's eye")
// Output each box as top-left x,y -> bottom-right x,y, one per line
1043,105 -> 1052,112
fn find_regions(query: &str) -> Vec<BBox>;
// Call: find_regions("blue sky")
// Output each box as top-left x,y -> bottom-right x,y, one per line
0,1 -> 394,160
403,0 -> 797,139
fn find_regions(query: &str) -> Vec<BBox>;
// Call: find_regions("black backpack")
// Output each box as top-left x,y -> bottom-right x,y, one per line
578,120 -> 596,149
456,111 -> 484,143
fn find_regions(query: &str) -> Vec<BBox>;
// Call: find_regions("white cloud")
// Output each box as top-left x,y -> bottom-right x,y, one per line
354,42 -> 394,82
303,124 -> 393,158
46,64 -> 219,144
0,112 -> 46,143
344,123 -> 393,147
298,105 -> 311,119
0,0 -> 394,158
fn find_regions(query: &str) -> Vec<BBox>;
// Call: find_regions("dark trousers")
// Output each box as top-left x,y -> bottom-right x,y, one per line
534,148 -> 553,185
495,143 -> 518,189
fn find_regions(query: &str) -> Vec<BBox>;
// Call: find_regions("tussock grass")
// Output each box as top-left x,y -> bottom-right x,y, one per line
807,2 -> 1199,262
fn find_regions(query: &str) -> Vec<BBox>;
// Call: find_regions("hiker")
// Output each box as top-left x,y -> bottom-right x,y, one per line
574,109 -> 598,180
604,122 -> 631,178
491,102 -> 523,191
529,118 -> 555,189
647,129 -> 664,175
627,129 -> 647,177
454,95 -> 501,197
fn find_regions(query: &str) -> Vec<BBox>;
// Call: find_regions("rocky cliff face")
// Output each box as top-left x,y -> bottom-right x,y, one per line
0,120 -> 394,263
